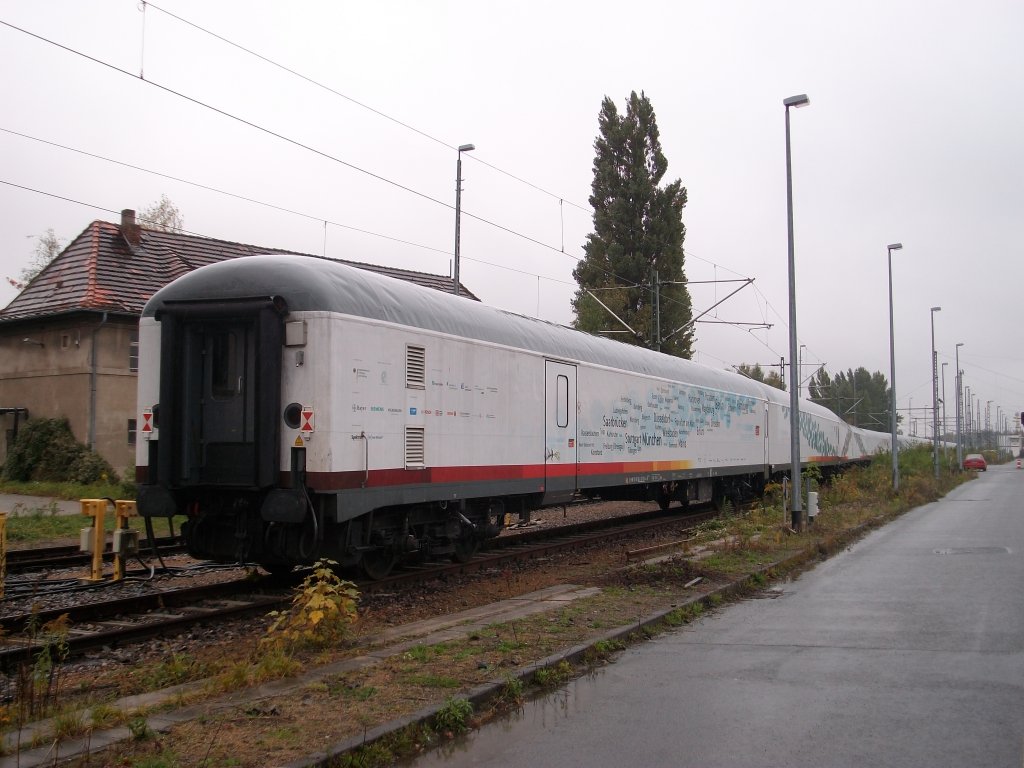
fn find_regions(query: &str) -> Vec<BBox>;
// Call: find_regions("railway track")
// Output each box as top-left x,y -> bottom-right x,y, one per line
0,577 -> 288,674
0,505 -> 715,671
3,536 -> 184,573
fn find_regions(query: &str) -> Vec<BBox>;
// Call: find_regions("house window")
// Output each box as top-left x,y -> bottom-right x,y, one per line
128,418 -> 137,446
129,331 -> 139,373
61,334 -> 70,350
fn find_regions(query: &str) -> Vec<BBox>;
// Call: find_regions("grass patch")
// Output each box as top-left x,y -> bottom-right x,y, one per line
4,507 -> 185,545
403,674 -> 461,689
403,643 -> 451,662
327,681 -> 378,701
434,697 -> 473,734
133,653 -> 211,692
0,479 -> 134,502
533,660 -> 573,689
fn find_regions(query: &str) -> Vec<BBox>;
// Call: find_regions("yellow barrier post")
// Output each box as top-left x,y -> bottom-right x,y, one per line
112,500 -> 139,581
0,511 -> 6,599
80,499 -> 107,582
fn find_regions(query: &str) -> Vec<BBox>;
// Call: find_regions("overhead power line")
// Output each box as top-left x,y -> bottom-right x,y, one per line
142,1 -> 592,214
1,19 -> 593,266
2,19 -> 695,299
0,177 -> 577,288
1,17 -> 769,340
133,8 -> 751,291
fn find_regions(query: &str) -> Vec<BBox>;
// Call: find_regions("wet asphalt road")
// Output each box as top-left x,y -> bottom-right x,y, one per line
410,465 -> 1024,768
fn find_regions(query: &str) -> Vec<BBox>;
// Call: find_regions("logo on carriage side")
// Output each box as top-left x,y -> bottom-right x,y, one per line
300,407 -> 314,433
409,407 -> 418,415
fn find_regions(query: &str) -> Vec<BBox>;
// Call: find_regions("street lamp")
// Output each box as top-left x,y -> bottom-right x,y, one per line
798,344 -> 806,397
886,243 -> 903,491
954,347 -> 964,466
941,361 -> 948,440
453,143 -> 475,296
930,306 -> 941,479
784,93 -> 810,530
966,384 -> 972,442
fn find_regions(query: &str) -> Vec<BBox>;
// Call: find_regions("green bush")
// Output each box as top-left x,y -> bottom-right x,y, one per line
2,417 -> 119,485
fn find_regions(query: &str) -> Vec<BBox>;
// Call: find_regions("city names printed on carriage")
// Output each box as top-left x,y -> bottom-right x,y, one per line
350,365 -> 502,421
579,384 -> 759,459
783,406 -> 840,457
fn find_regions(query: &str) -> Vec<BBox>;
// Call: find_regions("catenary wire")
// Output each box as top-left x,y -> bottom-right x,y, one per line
141,1 -> 592,215
0,20 -> 662,290
0,20 -> 767,339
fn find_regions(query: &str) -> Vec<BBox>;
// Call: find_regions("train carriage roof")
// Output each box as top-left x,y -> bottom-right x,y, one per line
144,254 -> 772,399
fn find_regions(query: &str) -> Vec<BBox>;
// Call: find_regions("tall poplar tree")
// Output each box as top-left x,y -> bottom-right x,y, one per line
809,367 -> 893,430
572,91 -> 693,358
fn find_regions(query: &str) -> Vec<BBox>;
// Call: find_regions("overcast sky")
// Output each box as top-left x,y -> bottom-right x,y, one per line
2,1 -> 1022,437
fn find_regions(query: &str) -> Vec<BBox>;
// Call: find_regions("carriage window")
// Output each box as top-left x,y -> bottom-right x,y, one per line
210,332 -> 238,399
556,374 -> 569,428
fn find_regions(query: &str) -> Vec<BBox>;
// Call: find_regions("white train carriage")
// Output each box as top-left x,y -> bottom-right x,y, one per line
135,255 -> 889,576
763,385 -> 890,471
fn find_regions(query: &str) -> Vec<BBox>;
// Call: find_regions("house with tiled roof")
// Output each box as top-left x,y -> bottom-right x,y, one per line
0,210 -> 477,476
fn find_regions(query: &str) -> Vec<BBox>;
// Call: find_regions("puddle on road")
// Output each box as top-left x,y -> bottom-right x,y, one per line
401,670 -> 608,767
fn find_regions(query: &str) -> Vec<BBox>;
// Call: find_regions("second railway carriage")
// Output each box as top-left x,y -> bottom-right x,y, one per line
135,254 -> 890,577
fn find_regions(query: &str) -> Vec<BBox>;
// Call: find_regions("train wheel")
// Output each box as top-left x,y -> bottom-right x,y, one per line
657,492 -> 672,511
452,535 -> 480,563
361,549 -> 397,580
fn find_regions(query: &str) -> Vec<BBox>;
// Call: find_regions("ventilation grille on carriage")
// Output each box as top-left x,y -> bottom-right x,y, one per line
406,345 -> 425,389
405,427 -> 425,468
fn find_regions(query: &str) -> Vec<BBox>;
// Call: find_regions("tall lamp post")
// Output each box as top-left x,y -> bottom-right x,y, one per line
966,385 -> 973,443
784,93 -> 810,530
930,306 -> 941,479
941,361 -> 948,442
799,344 -> 806,397
955,342 -> 963,469
887,243 -> 903,490
997,406 -> 1003,451
453,143 -> 475,296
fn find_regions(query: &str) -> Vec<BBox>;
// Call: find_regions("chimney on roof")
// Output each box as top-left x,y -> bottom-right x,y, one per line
121,208 -> 142,246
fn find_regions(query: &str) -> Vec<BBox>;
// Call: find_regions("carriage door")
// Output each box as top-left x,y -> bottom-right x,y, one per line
544,361 -> 578,501
188,321 -> 257,485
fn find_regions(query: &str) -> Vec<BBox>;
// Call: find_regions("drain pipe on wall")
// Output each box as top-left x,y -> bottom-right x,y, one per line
88,311 -> 109,449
